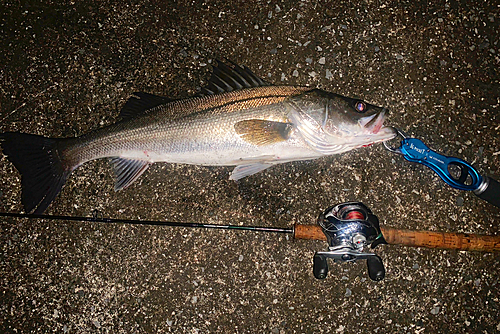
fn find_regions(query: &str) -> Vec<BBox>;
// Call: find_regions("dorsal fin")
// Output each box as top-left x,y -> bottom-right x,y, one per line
200,59 -> 270,96
119,92 -> 173,120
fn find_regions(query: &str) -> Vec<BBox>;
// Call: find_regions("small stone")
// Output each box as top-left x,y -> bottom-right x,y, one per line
270,48 -> 277,55
308,71 -> 317,78
374,46 -> 380,52
456,197 -> 464,206
318,57 -> 326,64
345,288 -> 352,297
305,57 -> 313,64
325,69 -> 333,79
479,42 -> 489,50
191,296 -> 198,304
167,319 -> 173,326
238,254 -> 244,261
430,306 -> 440,315
293,70 -> 299,77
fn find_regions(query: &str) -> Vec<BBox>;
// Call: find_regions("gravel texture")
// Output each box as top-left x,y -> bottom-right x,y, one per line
1,1 -> 499,333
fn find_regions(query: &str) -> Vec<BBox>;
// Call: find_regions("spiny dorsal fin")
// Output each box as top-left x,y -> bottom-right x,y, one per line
234,119 -> 292,146
119,92 -> 173,120
200,59 -> 270,96
110,157 -> 150,191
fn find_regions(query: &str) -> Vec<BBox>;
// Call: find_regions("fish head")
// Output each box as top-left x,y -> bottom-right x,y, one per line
290,89 -> 396,154
323,92 -> 396,146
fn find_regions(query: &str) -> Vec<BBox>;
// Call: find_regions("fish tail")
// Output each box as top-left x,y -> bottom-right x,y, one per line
0,132 -> 74,213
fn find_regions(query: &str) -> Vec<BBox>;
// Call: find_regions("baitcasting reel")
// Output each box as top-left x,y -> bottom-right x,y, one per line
313,202 -> 387,281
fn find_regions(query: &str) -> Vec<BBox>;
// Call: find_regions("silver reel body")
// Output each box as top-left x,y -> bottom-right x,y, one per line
313,202 -> 386,281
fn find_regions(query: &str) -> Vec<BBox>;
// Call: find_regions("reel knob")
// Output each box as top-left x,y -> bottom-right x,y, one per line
367,255 -> 385,281
313,253 -> 328,279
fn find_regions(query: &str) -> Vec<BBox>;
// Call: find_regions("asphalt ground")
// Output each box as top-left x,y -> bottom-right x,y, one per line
1,1 -> 499,333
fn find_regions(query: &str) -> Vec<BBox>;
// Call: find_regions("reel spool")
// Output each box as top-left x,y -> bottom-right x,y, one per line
313,202 -> 387,281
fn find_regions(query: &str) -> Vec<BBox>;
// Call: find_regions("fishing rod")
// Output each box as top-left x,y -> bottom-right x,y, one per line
1,202 -> 499,281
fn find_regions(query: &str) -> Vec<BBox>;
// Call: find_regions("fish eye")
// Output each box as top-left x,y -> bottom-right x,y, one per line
355,101 -> 367,113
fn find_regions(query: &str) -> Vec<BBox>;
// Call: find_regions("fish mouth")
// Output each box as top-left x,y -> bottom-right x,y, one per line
359,108 -> 388,134
356,108 -> 396,143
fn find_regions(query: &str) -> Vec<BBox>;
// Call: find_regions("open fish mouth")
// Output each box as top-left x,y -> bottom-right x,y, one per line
358,109 -> 388,134
354,108 -> 397,146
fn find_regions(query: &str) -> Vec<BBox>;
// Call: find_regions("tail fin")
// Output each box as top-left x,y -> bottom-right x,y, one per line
0,132 -> 72,213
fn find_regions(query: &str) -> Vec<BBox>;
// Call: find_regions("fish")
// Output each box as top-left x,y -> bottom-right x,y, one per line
0,60 -> 396,213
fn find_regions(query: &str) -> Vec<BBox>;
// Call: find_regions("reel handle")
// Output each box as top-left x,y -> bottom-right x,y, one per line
294,224 -> 500,252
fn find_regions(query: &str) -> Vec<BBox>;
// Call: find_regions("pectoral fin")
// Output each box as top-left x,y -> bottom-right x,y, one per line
235,119 -> 292,146
229,163 -> 274,180
110,158 -> 150,191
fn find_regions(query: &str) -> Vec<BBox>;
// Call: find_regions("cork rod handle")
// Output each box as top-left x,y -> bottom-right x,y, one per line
293,224 -> 500,252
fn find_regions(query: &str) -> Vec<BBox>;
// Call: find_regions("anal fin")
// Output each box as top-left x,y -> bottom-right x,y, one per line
229,163 -> 274,181
110,158 -> 150,191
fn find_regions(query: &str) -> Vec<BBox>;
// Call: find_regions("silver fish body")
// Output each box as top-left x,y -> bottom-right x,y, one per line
1,61 -> 395,213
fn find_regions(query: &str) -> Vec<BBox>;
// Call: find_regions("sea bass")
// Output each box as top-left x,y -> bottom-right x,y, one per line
0,60 -> 395,213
